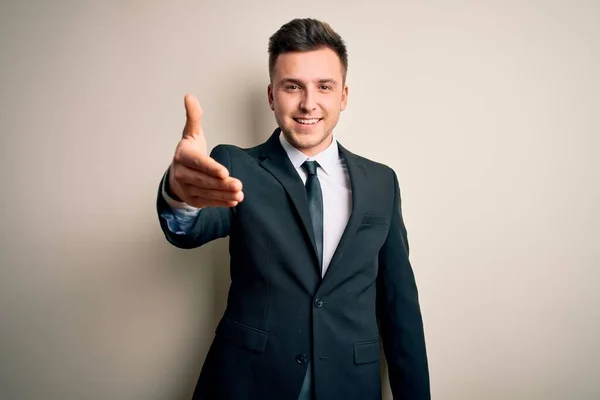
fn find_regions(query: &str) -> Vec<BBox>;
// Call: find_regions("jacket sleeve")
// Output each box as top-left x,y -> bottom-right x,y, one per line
156,144 -> 234,249
376,168 -> 430,399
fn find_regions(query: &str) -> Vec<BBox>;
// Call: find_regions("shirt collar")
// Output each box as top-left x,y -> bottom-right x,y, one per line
279,131 -> 339,176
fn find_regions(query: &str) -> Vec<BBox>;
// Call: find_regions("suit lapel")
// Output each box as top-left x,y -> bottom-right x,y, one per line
322,143 -> 368,281
257,129 -> 369,281
258,129 -> 321,271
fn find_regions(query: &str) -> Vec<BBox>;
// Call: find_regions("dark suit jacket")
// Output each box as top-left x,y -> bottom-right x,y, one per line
157,128 -> 430,400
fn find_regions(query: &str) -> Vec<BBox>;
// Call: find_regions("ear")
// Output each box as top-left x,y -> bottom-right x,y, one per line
267,83 -> 274,111
340,84 -> 348,111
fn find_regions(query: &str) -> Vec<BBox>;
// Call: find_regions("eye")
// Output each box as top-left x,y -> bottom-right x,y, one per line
319,85 -> 332,91
286,85 -> 301,91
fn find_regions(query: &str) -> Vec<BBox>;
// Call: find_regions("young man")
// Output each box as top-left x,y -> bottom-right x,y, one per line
157,18 -> 430,400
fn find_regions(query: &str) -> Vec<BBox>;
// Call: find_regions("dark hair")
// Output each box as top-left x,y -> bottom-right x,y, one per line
268,18 -> 348,82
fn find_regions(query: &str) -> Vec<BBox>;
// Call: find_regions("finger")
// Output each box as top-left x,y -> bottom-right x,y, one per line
183,94 -> 203,138
183,185 -> 244,203
175,148 -> 229,179
175,165 -> 243,191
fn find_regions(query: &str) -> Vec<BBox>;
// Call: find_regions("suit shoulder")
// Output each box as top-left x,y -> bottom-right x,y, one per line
210,142 -> 265,158
345,149 -> 395,177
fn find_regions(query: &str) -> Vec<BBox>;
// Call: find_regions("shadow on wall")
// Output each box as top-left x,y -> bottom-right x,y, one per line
164,239 -> 230,400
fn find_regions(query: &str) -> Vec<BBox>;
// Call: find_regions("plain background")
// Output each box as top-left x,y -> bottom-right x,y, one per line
1,1 -> 599,399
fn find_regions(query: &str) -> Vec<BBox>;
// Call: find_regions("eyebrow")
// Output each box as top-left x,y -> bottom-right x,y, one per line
279,78 -> 339,86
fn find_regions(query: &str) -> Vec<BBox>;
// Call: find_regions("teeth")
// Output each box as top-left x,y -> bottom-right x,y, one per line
296,118 -> 320,125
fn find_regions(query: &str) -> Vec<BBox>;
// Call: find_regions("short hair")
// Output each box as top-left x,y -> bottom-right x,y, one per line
268,18 -> 348,82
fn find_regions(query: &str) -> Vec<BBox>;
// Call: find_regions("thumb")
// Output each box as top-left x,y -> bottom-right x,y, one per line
182,94 -> 203,139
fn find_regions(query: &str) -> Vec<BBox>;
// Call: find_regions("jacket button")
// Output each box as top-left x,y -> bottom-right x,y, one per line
314,297 -> 324,308
296,353 -> 308,364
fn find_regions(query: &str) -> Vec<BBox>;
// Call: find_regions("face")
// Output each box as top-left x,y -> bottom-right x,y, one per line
268,47 -> 348,156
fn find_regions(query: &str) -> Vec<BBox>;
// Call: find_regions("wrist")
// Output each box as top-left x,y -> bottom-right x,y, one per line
166,166 -> 184,202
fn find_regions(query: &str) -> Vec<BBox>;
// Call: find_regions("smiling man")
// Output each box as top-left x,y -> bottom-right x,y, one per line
157,18 -> 430,400
268,46 -> 348,157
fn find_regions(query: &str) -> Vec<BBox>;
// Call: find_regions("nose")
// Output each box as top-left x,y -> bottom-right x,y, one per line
300,89 -> 317,112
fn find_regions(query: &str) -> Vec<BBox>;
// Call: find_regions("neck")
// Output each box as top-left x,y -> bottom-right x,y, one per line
298,134 -> 333,157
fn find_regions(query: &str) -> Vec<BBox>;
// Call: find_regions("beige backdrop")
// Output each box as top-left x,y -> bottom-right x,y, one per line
1,1 -> 599,399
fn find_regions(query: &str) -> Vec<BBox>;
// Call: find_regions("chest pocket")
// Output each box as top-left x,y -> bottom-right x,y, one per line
360,214 -> 389,226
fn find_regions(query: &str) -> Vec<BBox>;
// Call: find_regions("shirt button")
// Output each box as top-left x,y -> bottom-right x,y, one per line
296,353 -> 309,364
314,297 -> 324,308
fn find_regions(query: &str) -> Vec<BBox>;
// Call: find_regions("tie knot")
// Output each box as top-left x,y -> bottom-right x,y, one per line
302,160 -> 319,176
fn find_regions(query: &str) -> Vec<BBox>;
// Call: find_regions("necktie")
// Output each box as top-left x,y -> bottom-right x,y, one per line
302,161 -> 324,273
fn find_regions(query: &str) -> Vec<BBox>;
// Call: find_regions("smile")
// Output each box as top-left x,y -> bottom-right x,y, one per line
294,118 -> 321,125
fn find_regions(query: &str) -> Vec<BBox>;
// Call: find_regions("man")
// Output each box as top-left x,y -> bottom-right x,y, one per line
156,18 -> 429,400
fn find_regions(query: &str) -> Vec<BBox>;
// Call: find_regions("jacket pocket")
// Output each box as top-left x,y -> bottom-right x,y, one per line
360,214 -> 389,226
216,316 -> 268,353
354,339 -> 381,365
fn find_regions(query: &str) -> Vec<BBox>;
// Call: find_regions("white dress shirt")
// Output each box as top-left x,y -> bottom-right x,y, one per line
161,131 -> 353,277
278,134 -> 352,276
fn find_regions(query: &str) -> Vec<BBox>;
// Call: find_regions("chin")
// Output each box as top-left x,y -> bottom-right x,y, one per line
289,130 -> 332,151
